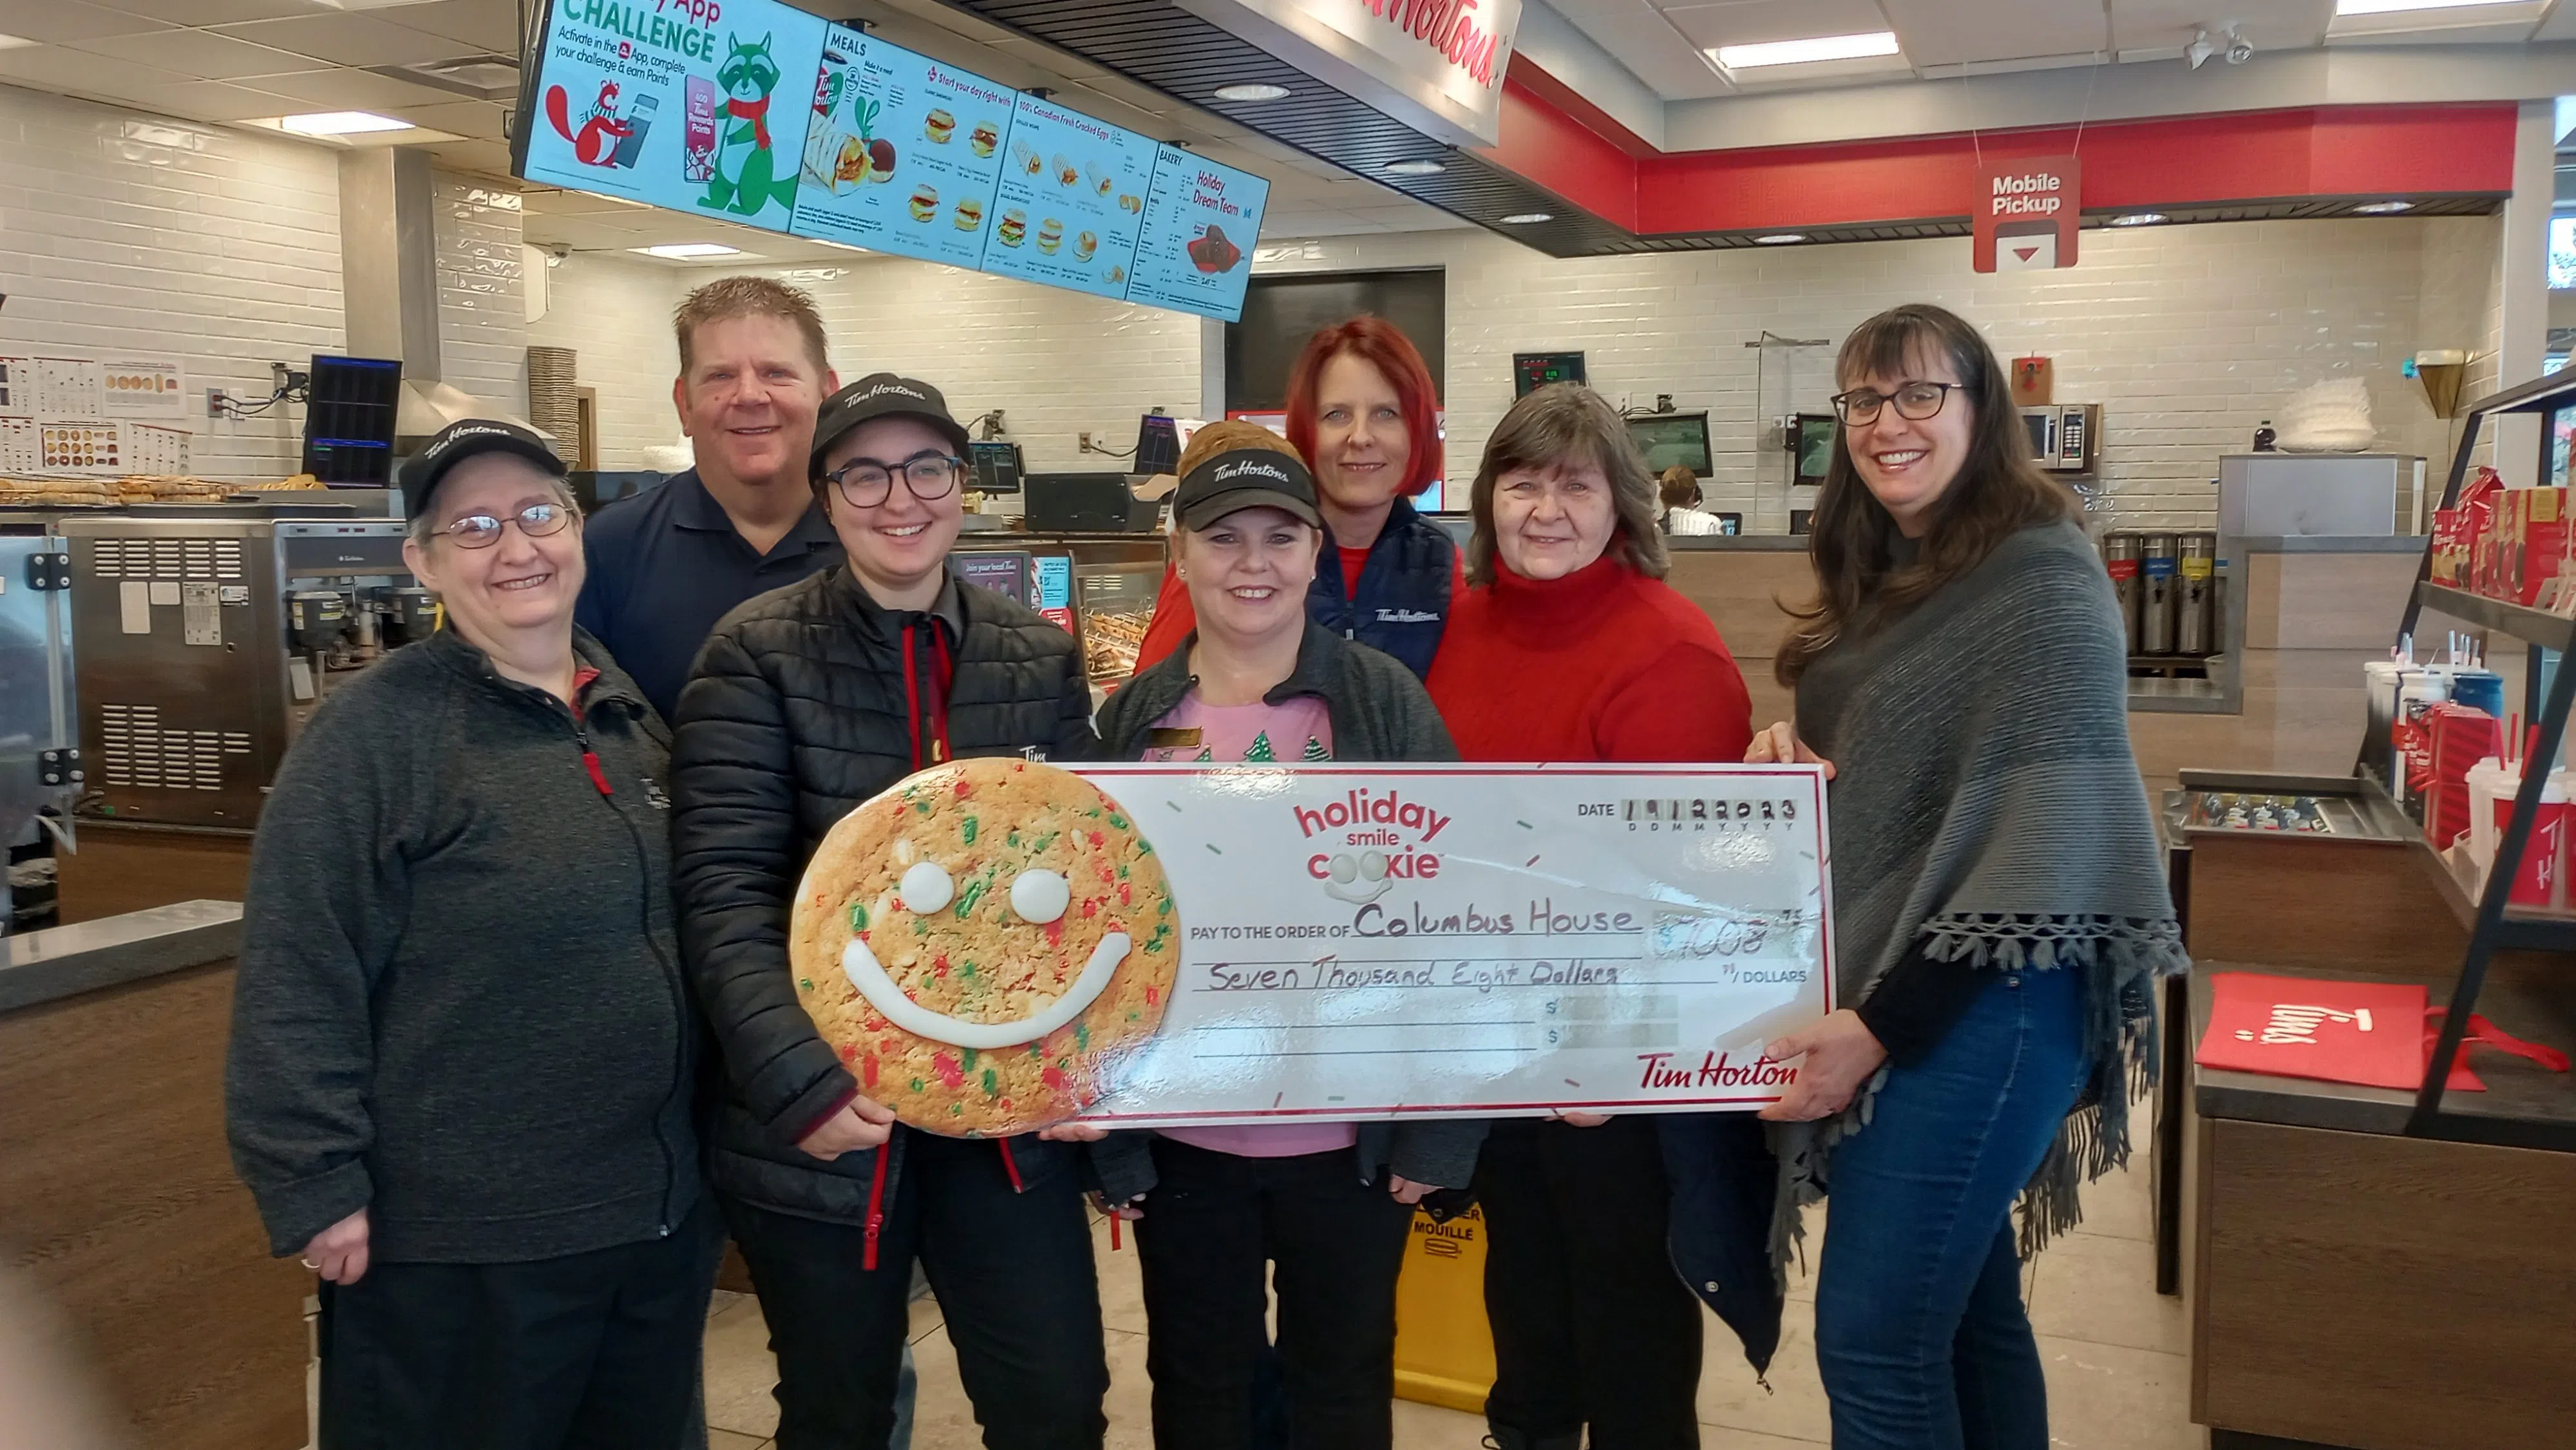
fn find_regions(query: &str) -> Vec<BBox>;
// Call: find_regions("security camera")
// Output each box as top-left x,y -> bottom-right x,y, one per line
2224,29 -> 2253,64
2186,29 -> 2217,68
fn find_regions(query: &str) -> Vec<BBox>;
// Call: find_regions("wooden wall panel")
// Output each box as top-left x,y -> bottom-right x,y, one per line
2195,1118 -> 2576,1449
0,963 -> 309,1450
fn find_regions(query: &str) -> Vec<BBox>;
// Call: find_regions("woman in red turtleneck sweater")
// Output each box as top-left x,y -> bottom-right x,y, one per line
1428,383 -> 1752,1450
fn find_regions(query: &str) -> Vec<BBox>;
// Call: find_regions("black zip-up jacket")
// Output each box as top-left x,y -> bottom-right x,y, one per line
1308,495 -> 1455,680
1087,622 -> 1486,1204
670,566 -> 1095,1237
226,627 -> 698,1264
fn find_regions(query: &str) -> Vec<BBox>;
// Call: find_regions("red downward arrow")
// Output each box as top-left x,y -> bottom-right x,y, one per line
2012,245 -> 2041,262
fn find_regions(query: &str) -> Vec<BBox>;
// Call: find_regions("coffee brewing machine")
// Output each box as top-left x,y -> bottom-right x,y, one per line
59,513 -> 433,827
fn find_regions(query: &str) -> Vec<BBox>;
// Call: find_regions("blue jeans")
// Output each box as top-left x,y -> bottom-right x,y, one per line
1814,966 -> 2090,1450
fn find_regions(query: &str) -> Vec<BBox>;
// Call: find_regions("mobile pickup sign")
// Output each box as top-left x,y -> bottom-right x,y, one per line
1975,155 -> 2079,273
1070,763 -> 1833,1125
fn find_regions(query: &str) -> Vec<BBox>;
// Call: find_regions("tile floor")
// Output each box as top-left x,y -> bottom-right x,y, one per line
703,1158 -> 2199,1449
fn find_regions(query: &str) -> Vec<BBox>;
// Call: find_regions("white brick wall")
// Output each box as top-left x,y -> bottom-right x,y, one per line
534,251 -> 1204,475
526,253 -> 686,469
433,172 -> 529,422
536,216 -> 2500,529
0,82 -> 342,482
1256,220 -> 2472,531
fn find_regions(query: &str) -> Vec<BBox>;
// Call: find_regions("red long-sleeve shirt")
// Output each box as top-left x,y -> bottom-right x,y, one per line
1426,553 -> 1754,764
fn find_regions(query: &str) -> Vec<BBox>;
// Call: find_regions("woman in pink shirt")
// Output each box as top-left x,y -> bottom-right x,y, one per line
1090,421 -> 1481,1450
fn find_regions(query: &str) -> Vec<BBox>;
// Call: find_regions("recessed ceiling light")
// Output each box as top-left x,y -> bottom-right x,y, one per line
1383,158 -> 1447,176
1213,82 -> 1291,103
2353,200 -> 2416,214
1754,233 -> 1806,244
0,31 -> 37,50
1714,31 -> 1902,69
634,243 -> 747,260
2108,212 -> 2168,227
1499,212 -> 1553,225
2336,0 -> 2523,14
279,111 -> 415,137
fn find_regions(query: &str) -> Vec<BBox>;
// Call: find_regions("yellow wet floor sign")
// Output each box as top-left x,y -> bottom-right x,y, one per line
1392,1203 -> 1495,1414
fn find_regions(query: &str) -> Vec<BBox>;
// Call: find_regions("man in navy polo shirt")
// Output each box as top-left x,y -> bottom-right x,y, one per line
578,276 -> 846,723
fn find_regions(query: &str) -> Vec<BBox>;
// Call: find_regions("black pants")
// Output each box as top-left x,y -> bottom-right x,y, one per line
317,1200 -> 722,1450
723,1130 -> 1108,1450
1476,1117 -> 1703,1449
1133,1138 -> 1414,1450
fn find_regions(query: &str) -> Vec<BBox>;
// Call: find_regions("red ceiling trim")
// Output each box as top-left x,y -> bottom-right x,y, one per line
1487,57 -> 2515,239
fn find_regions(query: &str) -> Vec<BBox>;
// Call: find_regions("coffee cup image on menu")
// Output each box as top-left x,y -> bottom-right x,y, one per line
924,108 -> 955,144
971,120 -> 999,157
953,196 -> 985,231
1074,230 -> 1097,262
1037,217 -> 1064,254
910,184 -> 938,222
997,208 -> 1027,247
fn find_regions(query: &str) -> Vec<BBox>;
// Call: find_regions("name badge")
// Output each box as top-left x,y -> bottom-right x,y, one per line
1148,727 -> 1204,748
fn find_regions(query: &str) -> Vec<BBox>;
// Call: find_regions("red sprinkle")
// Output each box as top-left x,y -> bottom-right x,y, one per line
955,779 -> 972,797
838,1044 -> 859,1062
863,1054 -> 880,1087
1145,986 -> 1159,1006
1118,882 -> 1133,906
1081,898 -> 1100,919
1044,917 -> 1065,947
933,1054 -> 965,1089
1042,1067 -> 1068,1091
1088,831 -> 1104,847
934,954 -> 952,977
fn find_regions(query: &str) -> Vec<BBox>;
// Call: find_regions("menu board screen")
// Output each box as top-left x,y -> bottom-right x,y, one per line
1128,145 -> 1267,319
980,92 -> 1157,301
515,0 -> 1268,321
518,0 -> 827,233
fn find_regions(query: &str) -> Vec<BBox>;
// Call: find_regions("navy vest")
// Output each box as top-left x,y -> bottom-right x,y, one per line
1304,497 -> 1454,680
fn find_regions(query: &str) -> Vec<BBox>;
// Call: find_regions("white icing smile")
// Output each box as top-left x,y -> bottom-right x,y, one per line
842,931 -> 1131,1050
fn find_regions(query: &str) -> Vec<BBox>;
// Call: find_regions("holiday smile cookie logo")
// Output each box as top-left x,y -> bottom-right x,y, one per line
1294,787 -> 1450,905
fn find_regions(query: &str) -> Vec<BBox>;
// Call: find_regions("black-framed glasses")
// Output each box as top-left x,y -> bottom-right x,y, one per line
439,502 -> 573,549
1830,381 -> 1967,426
824,452 -> 963,508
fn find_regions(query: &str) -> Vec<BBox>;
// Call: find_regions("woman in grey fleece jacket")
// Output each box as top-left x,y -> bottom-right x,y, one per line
1087,423 -> 1483,1450
225,423 -> 715,1450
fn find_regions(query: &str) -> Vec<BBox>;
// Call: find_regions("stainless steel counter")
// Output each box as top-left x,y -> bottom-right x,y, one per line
0,899 -> 242,1012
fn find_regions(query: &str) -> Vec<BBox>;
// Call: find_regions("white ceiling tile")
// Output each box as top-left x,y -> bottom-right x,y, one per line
82,0 -> 325,23
1658,0 -> 1892,50
148,79 -> 327,122
66,28 -> 331,81
231,64 -> 459,110
0,0 -> 174,44
1545,1 -> 1736,98
378,97 -> 507,138
0,44 -> 189,95
2537,1 -> 2576,41
372,0 -> 520,52
209,13 -> 471,68
421,135 -> 513,174
1876,0 -> 2104,67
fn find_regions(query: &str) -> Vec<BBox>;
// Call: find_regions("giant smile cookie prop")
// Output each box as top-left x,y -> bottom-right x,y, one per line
790,758 -> 1179,1136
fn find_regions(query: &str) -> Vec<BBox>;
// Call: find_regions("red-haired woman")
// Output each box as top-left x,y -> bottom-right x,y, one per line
1133,315 -> 1459,680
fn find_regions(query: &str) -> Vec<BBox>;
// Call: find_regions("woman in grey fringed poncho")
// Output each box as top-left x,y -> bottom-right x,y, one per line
1745,303 -> 2186,1450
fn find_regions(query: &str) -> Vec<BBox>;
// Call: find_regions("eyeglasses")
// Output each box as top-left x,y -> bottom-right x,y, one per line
824,452 -> 963,508
439,502 -> 573,549
1830,381 -> 1967,426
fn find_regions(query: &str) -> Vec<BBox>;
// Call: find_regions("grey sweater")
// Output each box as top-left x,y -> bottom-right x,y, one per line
225,627 -> 700,1264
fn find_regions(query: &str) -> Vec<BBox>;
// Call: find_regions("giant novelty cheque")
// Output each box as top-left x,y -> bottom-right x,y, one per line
787,759 -> 1833,1136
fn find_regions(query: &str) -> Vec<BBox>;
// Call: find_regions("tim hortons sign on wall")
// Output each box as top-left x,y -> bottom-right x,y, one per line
1975,155 -> 2080,273
1180,0 -> 1523,149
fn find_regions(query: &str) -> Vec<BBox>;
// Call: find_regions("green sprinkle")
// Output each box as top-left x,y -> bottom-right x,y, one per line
954,870 -> 992,919
961,1047 -> 979,1069
960,960 -> 978,978
1008,828 -> 1022,847
981,1067 -> 999,1098
1075,1024 -> 1089,1053
1137,841 -> 1155,855
1029,1044 -> 1044,1058
911,1078 -> 926,1092
798,978 -> 814,991
914,919 -> 929,935
951,1103 -> 963,1115
1126,1011 -> 1140,1021
1085,806 -> 1103,818
1117,863 -> 1130,880
1157,895 -> 1171,916
962,817 -> 979,844
848,901 -> 869,931
1107,813 -> 1128,829
1032,831 -> 1059,852
916,799 -> 933,816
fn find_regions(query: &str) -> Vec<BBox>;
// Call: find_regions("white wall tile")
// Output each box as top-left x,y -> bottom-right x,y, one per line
433,171 -> 528,423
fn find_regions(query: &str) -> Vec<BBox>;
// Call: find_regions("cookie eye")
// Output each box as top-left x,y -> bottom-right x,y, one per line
1010,868 -> 1070,924
900,861 -> 955,914
1327,854 -> 1358,883
1359,851 -> 1390,882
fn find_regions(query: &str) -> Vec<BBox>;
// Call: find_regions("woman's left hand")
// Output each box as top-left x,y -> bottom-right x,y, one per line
1387,1175 -> 1434,1206
1756,1010 -> 1888,1123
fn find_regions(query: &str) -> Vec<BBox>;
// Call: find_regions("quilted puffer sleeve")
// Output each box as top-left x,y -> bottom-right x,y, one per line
671,626 -> 859,1140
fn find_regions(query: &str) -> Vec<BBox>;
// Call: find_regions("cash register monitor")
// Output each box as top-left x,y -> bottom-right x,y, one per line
967,440 -> 1025,495
1625,412 -> 1712,479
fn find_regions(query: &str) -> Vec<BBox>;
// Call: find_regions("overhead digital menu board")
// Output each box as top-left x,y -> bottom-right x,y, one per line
515,0 -> 1270,321
981,91 -> 1157,301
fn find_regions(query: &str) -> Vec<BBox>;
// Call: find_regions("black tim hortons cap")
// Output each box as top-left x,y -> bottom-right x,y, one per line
399,419 -> 564,520
1174,448 -> 1322,531
811,372 -> 972,473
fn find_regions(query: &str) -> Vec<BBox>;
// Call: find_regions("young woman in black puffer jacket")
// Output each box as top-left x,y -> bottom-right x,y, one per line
670,374 -> 1107,1450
